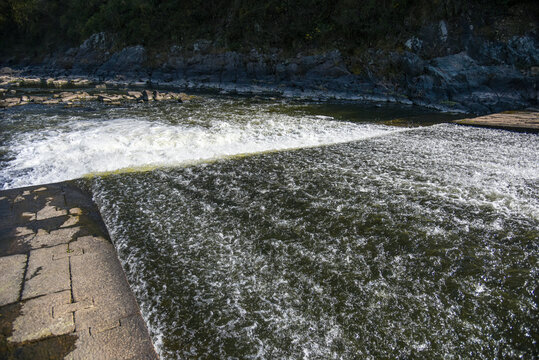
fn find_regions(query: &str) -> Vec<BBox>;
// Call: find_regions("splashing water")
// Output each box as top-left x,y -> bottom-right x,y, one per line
1,96 -> 537,359
90,125 -> 538,359
1,98 -> 405,189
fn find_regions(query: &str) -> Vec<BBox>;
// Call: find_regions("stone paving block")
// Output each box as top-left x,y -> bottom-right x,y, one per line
70,236 -> 140,333
52,246 -> 84,260
69,235 -> 109,257
1,183 -> 157,358
0,232 -> 34,257
14,226 -> 35,237
66,314 -> 158,360
30,226 -> 80,249
37,202 -> 68,220
55,298 -> 94,315
9,290 -> 75,343
23,244 -> 71,300
0,195 -> 12,229
75,309 -> 121,335
0,254 -> 27,306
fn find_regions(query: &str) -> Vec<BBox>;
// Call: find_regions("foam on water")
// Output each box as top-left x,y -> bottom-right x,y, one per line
88,123 -> 538,359
2,98 -> 537,358
0,100 -> 399,189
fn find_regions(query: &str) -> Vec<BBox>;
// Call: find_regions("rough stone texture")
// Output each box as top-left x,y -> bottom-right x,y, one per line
23,244 -> 71,300
0,254 -> 27,306
67,315 -> 157,360
454,110 -> 539,132
30,226 -> 80,249
14,226 -> 34,237
0,182 -> 158,359
70,236 -> 140,332
15,29 -> 530,114
60,216 -> 80,228
9,290 -> 75,343
0,194 -> 12,229
37,202 -> 68,220
97,45 -> 146,77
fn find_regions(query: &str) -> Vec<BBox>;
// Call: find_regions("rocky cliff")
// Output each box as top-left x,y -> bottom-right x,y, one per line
3,22 -> 538,114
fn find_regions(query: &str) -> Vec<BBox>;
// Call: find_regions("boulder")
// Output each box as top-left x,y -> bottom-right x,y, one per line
153,90 -> 164,101
52,79 -> 69,88
127,91 -> 142,99
30,96 -> 47,103
97,45 -> 146,77
71,32 -> 115,74
141,90 -> 153,101
61,93 -> 81,102
0,97 -> 21,107
304,50 -> 350,79
184,53 -> 223,83
399,52 -> 426,77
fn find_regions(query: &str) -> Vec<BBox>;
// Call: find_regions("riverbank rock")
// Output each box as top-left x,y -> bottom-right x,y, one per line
0,86 -> 193,108
3,20 -> 537,114
97,46 -> 146,77
69,32 -> 115,75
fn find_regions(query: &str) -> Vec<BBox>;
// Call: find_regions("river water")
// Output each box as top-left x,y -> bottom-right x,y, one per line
1,96 -> 538,359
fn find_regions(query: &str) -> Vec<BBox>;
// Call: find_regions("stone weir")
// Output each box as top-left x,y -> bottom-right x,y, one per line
0,182 -> 158,359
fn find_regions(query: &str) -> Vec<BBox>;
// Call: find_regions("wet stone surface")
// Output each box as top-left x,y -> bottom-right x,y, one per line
454,110 -> 539,132
0,182 -> 158,359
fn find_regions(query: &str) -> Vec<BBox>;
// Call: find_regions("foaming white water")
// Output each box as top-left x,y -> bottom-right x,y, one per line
1,112 -> 399,189
89,122 -> 539,359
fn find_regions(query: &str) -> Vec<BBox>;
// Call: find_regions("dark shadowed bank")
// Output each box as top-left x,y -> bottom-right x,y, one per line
0,1 -> 538,114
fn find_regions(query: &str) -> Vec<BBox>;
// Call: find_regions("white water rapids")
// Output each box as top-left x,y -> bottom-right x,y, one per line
1,97 -> 537,359
1,100 -> 402,189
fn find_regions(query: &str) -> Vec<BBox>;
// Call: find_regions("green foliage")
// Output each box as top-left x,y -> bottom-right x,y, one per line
0,0 -> 536,55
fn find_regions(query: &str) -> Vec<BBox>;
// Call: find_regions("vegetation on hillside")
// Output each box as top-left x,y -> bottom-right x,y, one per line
0,0 -> 536,57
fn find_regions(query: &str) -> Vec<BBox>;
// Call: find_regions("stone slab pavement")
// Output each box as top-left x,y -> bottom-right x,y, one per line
0,182 -> 158,359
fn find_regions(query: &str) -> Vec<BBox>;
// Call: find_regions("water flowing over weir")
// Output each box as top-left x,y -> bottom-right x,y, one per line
0,98 -> 407,189
1,96 -> 538,359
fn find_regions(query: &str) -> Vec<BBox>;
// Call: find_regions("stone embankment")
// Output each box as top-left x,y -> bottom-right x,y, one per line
0,183 -> 158,359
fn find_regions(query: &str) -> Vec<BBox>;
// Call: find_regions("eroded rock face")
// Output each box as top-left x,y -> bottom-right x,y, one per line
70,32 -> 115,74
97,46 -> 146,77
2,26 -> 537,114
0,83 -> 193,108
508,35 -> 539,67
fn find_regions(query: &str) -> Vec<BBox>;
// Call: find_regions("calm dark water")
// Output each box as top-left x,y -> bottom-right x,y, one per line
1,96 -> 537,358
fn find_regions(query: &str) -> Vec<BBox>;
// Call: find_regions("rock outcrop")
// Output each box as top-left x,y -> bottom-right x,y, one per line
2,28 -> 538,114
0,81 -> 192,108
